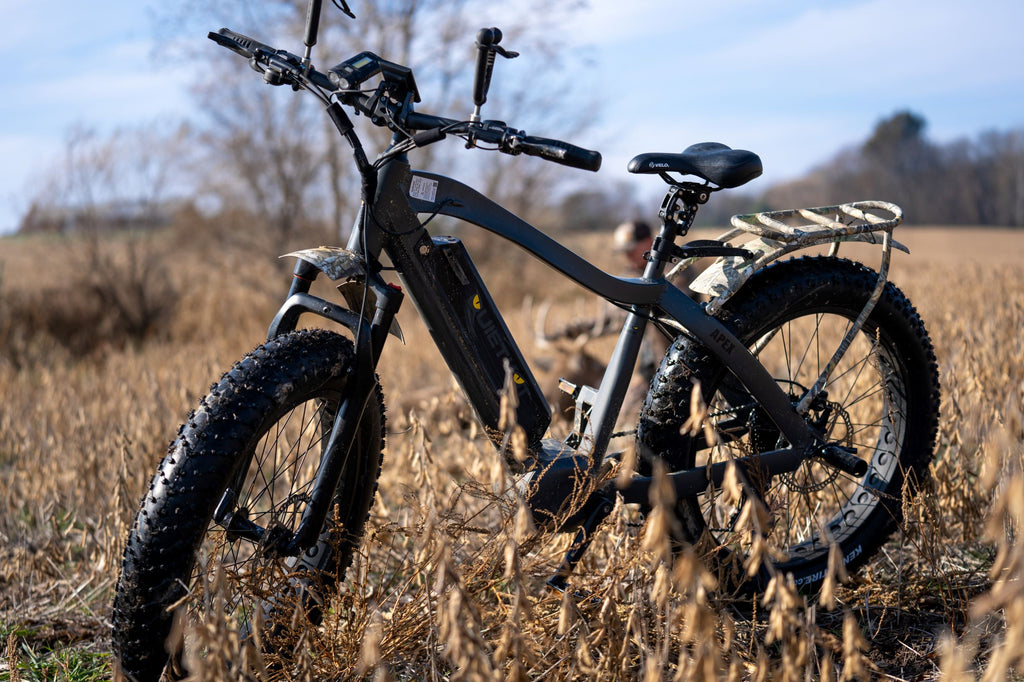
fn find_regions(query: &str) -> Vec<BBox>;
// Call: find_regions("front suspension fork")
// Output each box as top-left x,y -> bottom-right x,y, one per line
217,258 -> 404,558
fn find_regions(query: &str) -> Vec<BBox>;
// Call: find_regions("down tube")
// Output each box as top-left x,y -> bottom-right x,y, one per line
656,286 -> 817,452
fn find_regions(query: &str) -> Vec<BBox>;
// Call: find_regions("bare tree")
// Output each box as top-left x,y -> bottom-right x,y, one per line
195,79 -> 327,253
172,0 -> 598,243
19,125 -> 185,348
975,130 -> 1024,227
760,112 -> 1024,227
21,124 -> 191,233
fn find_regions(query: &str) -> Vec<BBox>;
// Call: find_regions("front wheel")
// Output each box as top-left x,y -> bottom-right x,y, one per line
112,329 -> 385,681
638,257 -> 940,593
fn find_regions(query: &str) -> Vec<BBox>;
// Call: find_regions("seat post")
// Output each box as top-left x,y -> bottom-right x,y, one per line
642,185 -> 701,280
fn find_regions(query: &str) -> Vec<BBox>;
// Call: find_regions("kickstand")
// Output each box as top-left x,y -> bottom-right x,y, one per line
546,497 -> 615,593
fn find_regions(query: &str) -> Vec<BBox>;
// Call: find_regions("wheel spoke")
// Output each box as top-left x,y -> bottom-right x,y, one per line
682,300 -> 917,583
196,397 -> 340,621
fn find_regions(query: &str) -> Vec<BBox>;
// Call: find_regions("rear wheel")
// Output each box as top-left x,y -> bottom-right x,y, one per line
112,329 -> 384,681
638,257 -> 939,593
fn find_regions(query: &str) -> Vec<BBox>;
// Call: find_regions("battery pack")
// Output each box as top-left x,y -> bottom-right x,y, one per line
404,236 -> 551,454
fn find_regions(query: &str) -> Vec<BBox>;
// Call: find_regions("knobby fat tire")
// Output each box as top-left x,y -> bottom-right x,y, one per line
637,257 -> 940,593
112,329 -> 385,681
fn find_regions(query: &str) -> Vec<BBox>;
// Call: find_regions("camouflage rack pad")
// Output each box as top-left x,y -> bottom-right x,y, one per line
688,200 -> 905,315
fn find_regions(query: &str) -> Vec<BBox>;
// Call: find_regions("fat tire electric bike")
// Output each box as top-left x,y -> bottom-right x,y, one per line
112,3 -> 940,679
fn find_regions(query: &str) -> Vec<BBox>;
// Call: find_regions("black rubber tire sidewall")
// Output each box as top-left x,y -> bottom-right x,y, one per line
112,329 -> 384,681
637,257 -> 940,593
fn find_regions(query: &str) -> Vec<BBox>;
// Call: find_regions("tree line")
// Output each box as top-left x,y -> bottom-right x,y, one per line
696,111 -> 1024,228
16,0 -> 1024,242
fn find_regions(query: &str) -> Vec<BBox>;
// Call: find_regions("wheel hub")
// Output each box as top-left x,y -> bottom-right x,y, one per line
782,398 -> 855,494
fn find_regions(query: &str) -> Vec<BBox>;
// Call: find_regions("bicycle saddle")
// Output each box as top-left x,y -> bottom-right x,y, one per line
627,142 -> 763,189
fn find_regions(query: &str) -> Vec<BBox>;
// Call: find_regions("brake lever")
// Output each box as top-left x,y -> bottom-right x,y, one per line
248,47 -> 306,86
463,119 -> 512,149
333,0 -> 356,19
492,44 -> 519,60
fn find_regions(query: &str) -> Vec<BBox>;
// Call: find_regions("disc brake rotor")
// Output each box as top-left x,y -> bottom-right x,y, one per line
782,400 -> 854,494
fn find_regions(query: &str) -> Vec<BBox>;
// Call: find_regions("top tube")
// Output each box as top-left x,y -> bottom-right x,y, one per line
405,171 -> 667,307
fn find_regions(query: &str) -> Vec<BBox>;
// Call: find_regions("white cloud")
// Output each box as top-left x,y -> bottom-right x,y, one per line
694,0 -> 1023,94
568,0 -> 1023,192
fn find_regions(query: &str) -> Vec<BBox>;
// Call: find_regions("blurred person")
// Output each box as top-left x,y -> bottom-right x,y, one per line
613,219 -> 654,273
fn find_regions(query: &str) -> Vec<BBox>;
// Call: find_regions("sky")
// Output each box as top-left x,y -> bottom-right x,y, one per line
1,0 -> 1022,234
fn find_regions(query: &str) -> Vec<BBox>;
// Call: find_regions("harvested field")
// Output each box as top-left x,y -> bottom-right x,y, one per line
1,224 -> 1022,680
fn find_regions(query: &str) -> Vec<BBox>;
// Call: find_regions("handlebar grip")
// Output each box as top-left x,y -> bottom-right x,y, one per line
518,135 -> 602,172
209,28 -> 275,58
209,28 -> 336,91
208,30 -> 255,58
472,27 -> 501,107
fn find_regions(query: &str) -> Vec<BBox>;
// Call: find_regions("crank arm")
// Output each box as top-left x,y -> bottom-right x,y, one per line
546,495 -> 615,592
615,446 -> 807,505
616,441 -> 868,506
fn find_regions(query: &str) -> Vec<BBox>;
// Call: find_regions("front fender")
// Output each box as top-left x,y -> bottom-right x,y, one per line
283,247 -> 369,282
277,247 -> 404,342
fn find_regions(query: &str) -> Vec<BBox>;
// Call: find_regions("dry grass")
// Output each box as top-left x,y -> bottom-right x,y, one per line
1,224 -> 1023,680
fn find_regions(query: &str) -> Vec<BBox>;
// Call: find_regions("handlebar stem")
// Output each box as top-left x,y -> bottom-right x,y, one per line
302,0 -> 324,66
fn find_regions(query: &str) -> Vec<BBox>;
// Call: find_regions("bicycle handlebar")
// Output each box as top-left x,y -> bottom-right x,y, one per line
209,28 -> 263,59
210,28 -> 336,90
208,28 -> 602,173
403,114 -> 601,171
515,135 -> 602,172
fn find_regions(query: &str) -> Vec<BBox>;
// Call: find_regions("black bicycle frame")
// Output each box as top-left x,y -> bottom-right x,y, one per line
373,162 -> 818,477
268,155 -> 822,553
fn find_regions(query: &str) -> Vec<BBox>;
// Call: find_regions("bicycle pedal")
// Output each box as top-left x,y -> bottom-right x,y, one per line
557,377 -> 579,397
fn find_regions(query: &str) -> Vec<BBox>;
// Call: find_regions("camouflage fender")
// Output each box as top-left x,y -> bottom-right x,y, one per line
283,247 -> 404,343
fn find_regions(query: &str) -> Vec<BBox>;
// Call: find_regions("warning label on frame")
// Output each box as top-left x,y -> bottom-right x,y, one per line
409,176 -> 438,203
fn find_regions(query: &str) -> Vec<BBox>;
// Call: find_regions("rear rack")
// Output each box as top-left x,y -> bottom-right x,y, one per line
727,200 -> 902,244
687,200 -> 905,314
682,200 -> 905,416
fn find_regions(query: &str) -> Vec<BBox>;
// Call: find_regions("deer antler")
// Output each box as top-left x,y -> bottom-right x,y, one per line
526,296 -> 623,349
